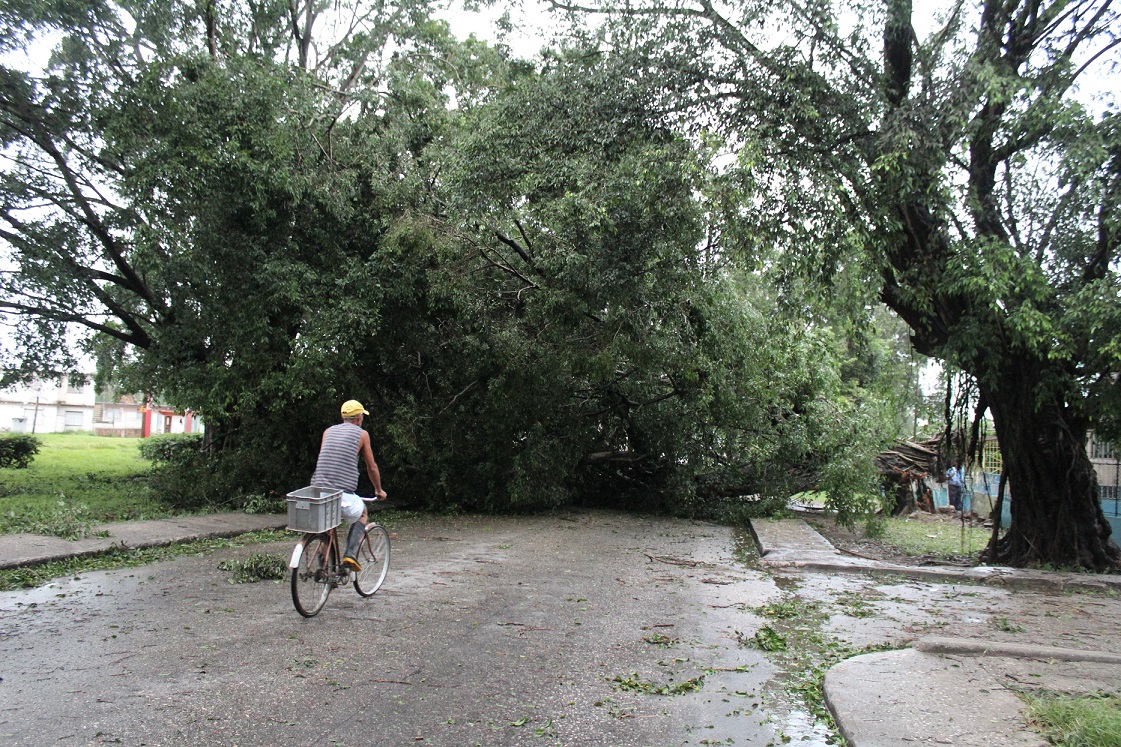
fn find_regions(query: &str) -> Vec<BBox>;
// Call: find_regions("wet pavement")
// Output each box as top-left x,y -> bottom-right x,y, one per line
0,510 -> 1118,746
2,512 -> 776,746
753,517 -> 1121,747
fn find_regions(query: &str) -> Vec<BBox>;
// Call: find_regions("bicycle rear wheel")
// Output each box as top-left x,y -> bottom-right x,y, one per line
292,534 -> 333,617
353,524 -> 390,597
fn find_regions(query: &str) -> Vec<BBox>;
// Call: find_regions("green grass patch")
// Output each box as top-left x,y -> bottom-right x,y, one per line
0,528 -> 290,591
1026,692 -> 1121,747
880,516 -> 991,559
0,433 -> 171,537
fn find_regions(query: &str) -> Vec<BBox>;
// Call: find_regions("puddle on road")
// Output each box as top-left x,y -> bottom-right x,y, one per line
732,527 -> 762,568
675,677 -> 837,747
0,567 -> 150,620
1,575 -> 102,608
774,702 -> 837,746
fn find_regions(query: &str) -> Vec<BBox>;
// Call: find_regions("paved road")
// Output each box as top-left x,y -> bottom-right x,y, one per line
4,510 -> 1120,747
1,511 -> 783,747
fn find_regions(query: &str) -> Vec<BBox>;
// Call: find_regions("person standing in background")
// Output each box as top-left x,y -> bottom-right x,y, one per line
945,460 -> 964,512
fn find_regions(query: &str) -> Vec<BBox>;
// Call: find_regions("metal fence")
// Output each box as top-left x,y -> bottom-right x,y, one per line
930,470 -> 1116,534
1098,457 -> 1121,539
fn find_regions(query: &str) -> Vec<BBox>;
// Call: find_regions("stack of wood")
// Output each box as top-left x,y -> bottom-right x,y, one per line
876,437 -> 940,478
876,437 -> 942,514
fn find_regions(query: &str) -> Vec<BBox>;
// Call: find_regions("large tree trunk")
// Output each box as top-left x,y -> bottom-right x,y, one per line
982,361 -> 1120,570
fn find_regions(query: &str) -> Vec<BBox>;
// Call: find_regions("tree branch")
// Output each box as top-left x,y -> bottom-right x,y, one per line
493,229 -> 538,272
0,300 -> 148,346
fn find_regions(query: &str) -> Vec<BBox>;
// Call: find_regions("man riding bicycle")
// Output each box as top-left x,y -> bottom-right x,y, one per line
310,399 -> 388,571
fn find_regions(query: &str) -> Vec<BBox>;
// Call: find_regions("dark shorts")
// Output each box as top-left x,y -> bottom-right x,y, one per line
948,484 -> 963,510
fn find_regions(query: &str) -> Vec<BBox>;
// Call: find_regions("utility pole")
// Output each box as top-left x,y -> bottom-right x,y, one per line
31,383 -> 41,434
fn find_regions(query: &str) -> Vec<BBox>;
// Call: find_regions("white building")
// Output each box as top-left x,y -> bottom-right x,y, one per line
0,374 -> 96,433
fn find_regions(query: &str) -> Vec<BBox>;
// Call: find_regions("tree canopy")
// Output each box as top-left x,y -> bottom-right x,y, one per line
551,0 -> 1120,567
1,1 -> 895,519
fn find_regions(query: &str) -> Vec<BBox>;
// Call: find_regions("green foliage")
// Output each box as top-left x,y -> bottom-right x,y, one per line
610,671 -> 707,696
139,434 -> 280,512
833,591 -> 877,619
381,52 -> 891,516
0,434 -> 41,469
137,433 -> 204,464
0,4 -> 906,522
241,492 -> 286,515
756,599 -> 819,620
569,0 -> 1121,566
740,625 -> 788,652
217,552 -> 287,583
741,582 -> 903,738
0,0 -> 472,507
145,447 -> 277,512
2,498 -> 104,541
993,616 -> 1026,634
704,495 -> 793,526
1026,692 -> 1121,747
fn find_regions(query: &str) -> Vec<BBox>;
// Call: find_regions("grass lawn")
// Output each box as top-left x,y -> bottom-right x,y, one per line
1027,692 -> 1121,747
804,508 -> 996,564
881,515 -> 993,559
0,432 -> 174,537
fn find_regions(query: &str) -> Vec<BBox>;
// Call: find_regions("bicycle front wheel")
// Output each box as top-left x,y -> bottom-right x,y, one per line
354,524 -> 390,597
292,534 -> 333,617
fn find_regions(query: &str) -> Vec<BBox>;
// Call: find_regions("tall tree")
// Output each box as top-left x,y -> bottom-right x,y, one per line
552,0 -> 1121,568
0,0 -> 488,499
0,0 -> 444,376
1,1 -> 879,514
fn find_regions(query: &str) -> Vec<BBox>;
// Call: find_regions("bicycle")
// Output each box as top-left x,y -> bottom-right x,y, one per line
288,496 -> 391,617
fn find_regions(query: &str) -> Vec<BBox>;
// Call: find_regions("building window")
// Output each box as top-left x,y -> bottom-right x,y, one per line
64,410 -> 85,430
66,377 -> 86,394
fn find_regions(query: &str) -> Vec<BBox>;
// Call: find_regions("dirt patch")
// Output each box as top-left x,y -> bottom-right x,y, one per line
802,510 -> 987,567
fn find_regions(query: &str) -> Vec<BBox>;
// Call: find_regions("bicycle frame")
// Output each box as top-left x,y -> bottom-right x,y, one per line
289,526 -> 343,582
289,498 -> 391,616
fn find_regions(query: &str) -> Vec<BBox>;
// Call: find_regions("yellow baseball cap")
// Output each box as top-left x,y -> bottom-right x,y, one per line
340,399 -> 369,417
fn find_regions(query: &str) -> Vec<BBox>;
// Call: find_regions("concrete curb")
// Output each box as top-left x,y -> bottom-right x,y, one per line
915,636 -> 1121,664
0,513 -> 289,570
751,517 -> 1121,593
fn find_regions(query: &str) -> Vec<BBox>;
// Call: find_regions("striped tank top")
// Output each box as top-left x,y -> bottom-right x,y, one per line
311,422 -> 363,492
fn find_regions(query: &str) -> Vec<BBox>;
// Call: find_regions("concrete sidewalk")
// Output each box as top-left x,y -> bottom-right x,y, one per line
0,501 -> 406,570
0,512 -> 288,570
754,518 -> 1121,747
752,516 -> 1121,593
